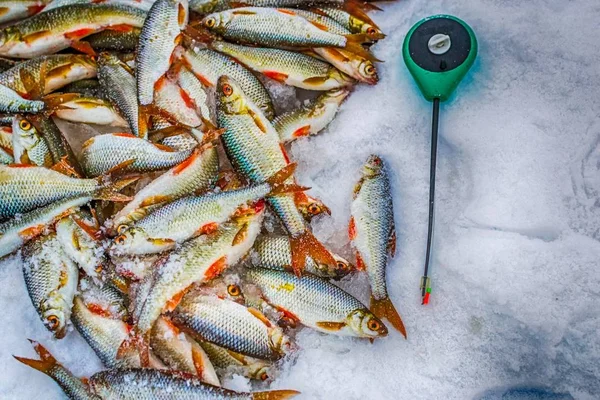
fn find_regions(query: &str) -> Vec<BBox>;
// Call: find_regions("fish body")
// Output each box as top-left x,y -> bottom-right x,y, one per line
136,0 -> 188,105
97,52 -> 146,138
0,83 -> 45,113
0,125 -> 13,164
274,88 -> 348,143
0,1 -> 48,25
251,235 -> 352,279
0,54 -> 97,96
135,210 -> 264,336
199,341 -> 271,381
211,40 -> 353,90
43,0 -> 155,12
153,73 -> 206,128
176,66 -> 213,124
85,27 -> 140,51
55,211 -> 104,277
110,145 -> 218,233
54,96 -> 128,126
178,46 -> 274,120
172,294 -> 289,360
81,133 -> 193,176
247,268 -> 387,337
22,232 -> 78,338
349,155 -> 405,337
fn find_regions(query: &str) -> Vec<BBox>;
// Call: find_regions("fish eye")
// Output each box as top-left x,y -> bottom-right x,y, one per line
308,204 -> 321,214
114,235 -> 126,245
366,27 -> 377,36
260,372 -> 269,381
95,265 -> 103,273
117,225 -> 129,234
47,315 -> 60,330
336,261 -> 348,270
204,17 -> 216,28
227,284 -> 240,296
19,119 -> 31,130
367,318 -> 380,331
364,64 -> 375,76
222,83 -> 233,96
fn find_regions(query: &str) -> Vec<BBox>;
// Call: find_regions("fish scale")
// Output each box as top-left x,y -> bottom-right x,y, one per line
11,116 -> 52,167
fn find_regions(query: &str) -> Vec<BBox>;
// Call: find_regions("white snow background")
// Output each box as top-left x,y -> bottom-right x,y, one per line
2,0 -> 600,398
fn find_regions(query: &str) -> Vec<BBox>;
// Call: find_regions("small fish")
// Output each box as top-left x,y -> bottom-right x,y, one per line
150,316 -> 221,386
88,368 -> 299,399
251,235 -> 353,280
0,164 -> 134,219
133,207 -> 264,360
55,210 -> 105,277
171,294 -> 290,360
85,27 -> 141,51
315,6 -> 384,41
81,132 -> 193,177
210,40 -> 354,90
54,96 -> 128,127
0,4 -> 146,59
349,155 -> 406,337
312,47 -> 378,84
274,88 -> 349,143
136,0 -> 188,105
247,268 -> 388,338
22,232 -> 78,338
176,65 -> 214,124
110,144 -> 219,233
217,75 -> 336,276
0,54 -> 97,96
199,341 -> 272,381
177,46 -> 274,120
201,7 -> 376,59
0,1 -> 48,25
97,52 -> 147,138
14,341 -> 100,400
111,164 -> 299,256
11,116 -> 53,167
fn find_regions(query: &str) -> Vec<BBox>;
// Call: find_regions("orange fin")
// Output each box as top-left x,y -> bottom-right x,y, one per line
50,155 -> 79,177
204,256 -> 227,280
139,195 -> 173,208
251,390 -> 300,399
105,24 -> 135,33
13,340 -> 58,374
348,216 -> 356,240
171,149 -> 199,175
104,158 -> 136,175
191,345 -> 205,378
265,163 -> 309,196
19,224 -> 45,240
302,76 -> 329,86
22,30 -> 51,45
342,34 -> 381,62
247,108 -> 267,133
309,20 -> 328,31
263,70 -> 288,83
232,223 -> 249,246
73,215 -> 102,241
196,222 -> 218,236
70,41 -> 97,57
93,176 -> 139,202
370,296 -> 406,338
293,125 -> 311,138
355,251 -> 365,271
164,289 -> 187,312
64,28 -> 96,40
248,307 -> 273,327
315,321 -> 346,331
289,231 -> 335,277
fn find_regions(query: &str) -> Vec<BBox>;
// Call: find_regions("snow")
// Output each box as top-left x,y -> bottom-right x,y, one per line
2,0 -> 600,399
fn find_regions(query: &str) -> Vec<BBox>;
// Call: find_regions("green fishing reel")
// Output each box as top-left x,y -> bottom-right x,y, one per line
403,15 -> 478,102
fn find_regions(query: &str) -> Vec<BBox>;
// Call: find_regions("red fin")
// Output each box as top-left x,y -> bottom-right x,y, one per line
153,142 -> 176,152
370,296 -> 406,338
263,70 -> 288,83
274,305 -> 300,328
139,195 -> 172,208
164,289 -> 187,312
309,20 -> 328,31
293,125 -> 311,138
277,8 -> 295,15
19,225 -> 45,240
248,307 -> 272,327
70,41 -> 96,56
196,222 -> 218,236
13,340 -> 58,375
355,251 -> 365,271
178,87 -> 196,110
289,231 -> 336,277
279,144 -> 290,164
73,215 -> 102,240
105,24 -> 135,33
204,256 -> 227,280
64,28 -> 96,40
154,75 -> 169,91
348,216 -> 356,240
86,303 -> 111,317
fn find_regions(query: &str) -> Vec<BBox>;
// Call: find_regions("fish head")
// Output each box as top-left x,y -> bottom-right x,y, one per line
347,309 -> 388,338
316,254 -> 354,280
268,327 -> 292,357
12,116 -> 41,152
216,75 -> 248,116
0,27 -> 19,53
363,154 -> 384,177
111,227 -> 172,255
40,294 -> 70,339
201,277 -> 246,304
329,68 -> 355,88
294,193 -> 330,222
356,58 -> 379,85
202,11 -> 232,35
249,363 -> 272,382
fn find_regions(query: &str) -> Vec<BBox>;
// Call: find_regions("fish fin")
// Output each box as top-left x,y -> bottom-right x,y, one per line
139,195 -> 173,208
315,321 -> 346,331
43,93 -> 82,113
302,76 -> 330,86
232,223 -> 249,246
252,390 -> 300,400
289,231 -> 336,277
355,251 -> 365,271
388,228 -> 396,257
164,289 -> 188,312
248,308 -> 273,327
19,69 -> 40,99
196,222 -> 218,236
70,40 -> 97,57
72,215 -> 102,241
105,24 -> 135,33
265,163 -> 310,196
118,331 -> 151,367
171,147 -> 201,175
321,47 -> 350,63
370,296 -> 406,338
13,340 -> 58,374
191,345 -> 205,378
93,175 -> 139,202
348,216 -> 356,240
104,158 -> 136,175
342,35 -> 380,62
225,348 -> 248,364
22,30 -> 52,45
232,9 -> 256,15
292,125 -> 311,138
263,70 -> 288,83
309,20 -> 329,31
204,256 -> 227,280
18,224 -> 45,240
353,177 -> 364,197
153,142 -> 177,152
247,108 -> 267,134
342,0 -> 381,27
64,28 -> 96,40
27,4 -> 45,15
50,155 -> 80,177
137,108 -> 149,139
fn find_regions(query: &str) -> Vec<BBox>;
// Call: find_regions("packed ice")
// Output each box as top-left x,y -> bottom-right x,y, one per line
1,0 -> 600,399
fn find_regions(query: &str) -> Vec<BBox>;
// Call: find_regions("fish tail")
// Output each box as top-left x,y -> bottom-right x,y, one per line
266,163 -> 310,196
370,296 -> 407,338
343,35 -> 383,62
93,175 -> 140,202
343,0 -> 382,24
13,339 -> 58,375
252,390 -> 301,400
289,230 -> 336,277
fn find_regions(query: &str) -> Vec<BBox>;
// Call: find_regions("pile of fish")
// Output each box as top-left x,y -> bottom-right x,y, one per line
0,0 -> 405,398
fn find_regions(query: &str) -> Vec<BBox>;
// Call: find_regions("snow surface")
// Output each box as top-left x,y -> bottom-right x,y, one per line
2,0 -> 600,398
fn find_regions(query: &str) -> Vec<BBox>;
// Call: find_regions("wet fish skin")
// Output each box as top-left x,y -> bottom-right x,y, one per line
0,83 -> 45,113
350,155 -> 406,337
22,232 -> 78,339
97,52 -> 146,138
171,294 -> 290,360
81,132 -> 193,177
247,268 -> 387,338
251,235 -> 353,279
199,341 -> 271,381
175,66 -> 214,124
317,6 -> 384,40
85,27 -> 141,51
54,96 -> 128,126
43,0 -> 155,12
88,368 -> 299,399
136,0 -> 188,105
110,144 -> 218,234
274,88 -> 349,143
0,146 -> 11,164
211,40 -> 354,90
178,46 -> 274,120
0,4 -> 147,59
